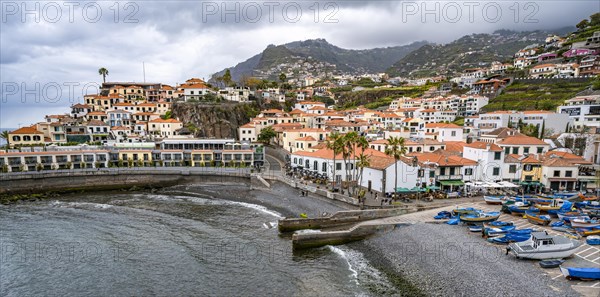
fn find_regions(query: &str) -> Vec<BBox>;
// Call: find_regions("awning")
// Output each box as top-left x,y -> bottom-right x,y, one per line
439,180 -> 464,186
395,187 -> 411,193
427,185 -> 441,190
521,181 -> 542,186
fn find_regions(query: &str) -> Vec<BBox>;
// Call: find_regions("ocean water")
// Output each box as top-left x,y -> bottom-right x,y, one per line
0,191 -> 399,296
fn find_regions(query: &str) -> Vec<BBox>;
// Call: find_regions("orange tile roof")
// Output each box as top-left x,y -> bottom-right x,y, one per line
410,152 -> 477,166
444,141 -> 467,152
295,136 -> 317,141
464,141 -> 503,152
367,155 -> 397,170
149,118 -> 182,124
294,147 -> 387,160
545,151 -> 592,164
10,126 -> 43,135
425,123 -> 461,129
498,135 -> 548,146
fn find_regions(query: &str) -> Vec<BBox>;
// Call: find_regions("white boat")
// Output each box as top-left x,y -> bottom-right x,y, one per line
507,231 -> 582,260
483,195 -> 505,205
570,218 -> 600,228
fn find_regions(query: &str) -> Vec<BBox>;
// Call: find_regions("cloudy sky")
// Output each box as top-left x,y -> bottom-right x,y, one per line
1,0 -> 597,128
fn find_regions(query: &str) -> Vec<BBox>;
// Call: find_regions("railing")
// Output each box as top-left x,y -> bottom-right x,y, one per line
437,175 -> 463,180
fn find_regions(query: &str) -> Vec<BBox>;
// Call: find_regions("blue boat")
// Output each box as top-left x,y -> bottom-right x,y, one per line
488,232 -> 530,244
508,204 -> 538,215
469,226 -> 483,232
586,236 -> 600,245
560,266 -> 600,280
447,218 -> 460,225
452,207 -> 479,216
488,221 -> 513,227
434,211 -> 452,220
483,225 -> 516,237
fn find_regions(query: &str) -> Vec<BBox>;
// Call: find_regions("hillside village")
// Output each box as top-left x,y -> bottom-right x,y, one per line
2,14 -> 600,198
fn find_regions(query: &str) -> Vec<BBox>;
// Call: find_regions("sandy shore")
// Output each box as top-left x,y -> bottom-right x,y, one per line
353,223 -> 581,297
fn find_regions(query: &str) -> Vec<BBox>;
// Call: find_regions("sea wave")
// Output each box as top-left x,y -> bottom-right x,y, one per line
50,201 -> 112,209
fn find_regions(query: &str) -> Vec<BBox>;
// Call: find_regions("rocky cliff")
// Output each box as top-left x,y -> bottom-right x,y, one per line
171,103 -> 259,139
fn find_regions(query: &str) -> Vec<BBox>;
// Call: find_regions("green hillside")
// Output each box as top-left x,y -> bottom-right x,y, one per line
481,79 -> 595,112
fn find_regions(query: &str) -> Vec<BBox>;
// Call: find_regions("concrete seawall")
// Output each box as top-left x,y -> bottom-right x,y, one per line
292,224 -> 400,250
279,207 -> 416,232
0,167 -> 253,195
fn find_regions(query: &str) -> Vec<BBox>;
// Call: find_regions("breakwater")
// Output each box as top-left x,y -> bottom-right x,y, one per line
0,167 -> 253,195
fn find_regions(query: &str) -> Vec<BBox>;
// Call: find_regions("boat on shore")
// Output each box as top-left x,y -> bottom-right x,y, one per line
577,227 -> 600,237
539,259 -> 565,268
452,207 -> 479,216
586,235 -> 600,245
483,196 -> 504,205
535,199 -> 566,213
560,266 -> 600,280
469,226 -> 483,232
569,218 -> 600,228
483,225 -> 517,237
507,231 -> 581,260
490,230 -> 533,244
459,211 -> 500,223
525,211 -> 552,226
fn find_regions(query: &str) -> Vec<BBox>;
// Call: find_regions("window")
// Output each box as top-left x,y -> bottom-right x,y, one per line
465,168 -> 473,175
336,163 -> 341,170
553,170 -> 560,177
451,131 -> 456,137
494,152 -> 501,160
537,147 -> 543,154
504,147 -> 510,154
509,165 -> 517,173
322,162 -> 327,172
512,147 -> 519,154
523,147 -> 530,154
429,171 -> 435,178
493,167 -> 500,176
440,168 -> 446,175
565,171 -> 572,177
313,161 -> 318,171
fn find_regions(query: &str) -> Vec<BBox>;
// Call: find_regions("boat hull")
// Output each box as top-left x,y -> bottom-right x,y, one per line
459,214 -> 500,223
484,196 -> 503,205
560,266 -> 600,280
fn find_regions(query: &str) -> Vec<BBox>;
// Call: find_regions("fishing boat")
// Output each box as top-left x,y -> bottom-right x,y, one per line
569,218 -> 600,228
469,226 -> 483,232
578,193 -> 599,201
447,218 -> 460,225
483,195 -> 504,205
483,225 -> 517,237
539,259 -> 565,268
459,211 -> 500,223
557,211 -> 589,222
586,235 -> 600,245
490,231 -> 532,244
535,199 -> 566,212
434,211 -> 452,219
525,211 -> 552,226
487,221 -> 513,227
559,266 -> 600,280
551,192 -> 580,200
452,207 -> 479,216
577,227 -> 600,237
575,201 -> 600,210
506,231 -> 582,260
507,202 -> 536,215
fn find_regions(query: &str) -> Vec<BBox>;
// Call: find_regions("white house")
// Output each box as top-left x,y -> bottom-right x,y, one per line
359,156 -> 421,195
462,141 -> 504,182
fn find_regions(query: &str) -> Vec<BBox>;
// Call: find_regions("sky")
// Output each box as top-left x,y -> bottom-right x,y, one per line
1,0 -> 598,128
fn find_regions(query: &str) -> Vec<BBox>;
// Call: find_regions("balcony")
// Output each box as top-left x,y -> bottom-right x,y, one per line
438,175 -> 463,181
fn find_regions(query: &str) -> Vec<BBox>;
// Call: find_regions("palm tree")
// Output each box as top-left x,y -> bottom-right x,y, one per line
98,67 -> 109,83
0,130 -> 9,148
326,132 -> 342,190
385,136 -> 407,199
356,152 -> 371,196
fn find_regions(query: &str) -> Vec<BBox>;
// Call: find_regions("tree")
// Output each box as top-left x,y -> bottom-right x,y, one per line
591,12 -> 600,26
0,130 -> 9,148
356,153 -> 371,197
98,67 -> 109,83
279,73 -> 287,83
385,136 -> 407,199
539,120 -> 545,139
222,69 -> 233,87
326,131 -> 343,190
576,19 -> 589,30
257,127 -> 276,144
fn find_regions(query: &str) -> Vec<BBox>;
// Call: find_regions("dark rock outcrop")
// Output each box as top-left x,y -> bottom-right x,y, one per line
171,103 -> 259,139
